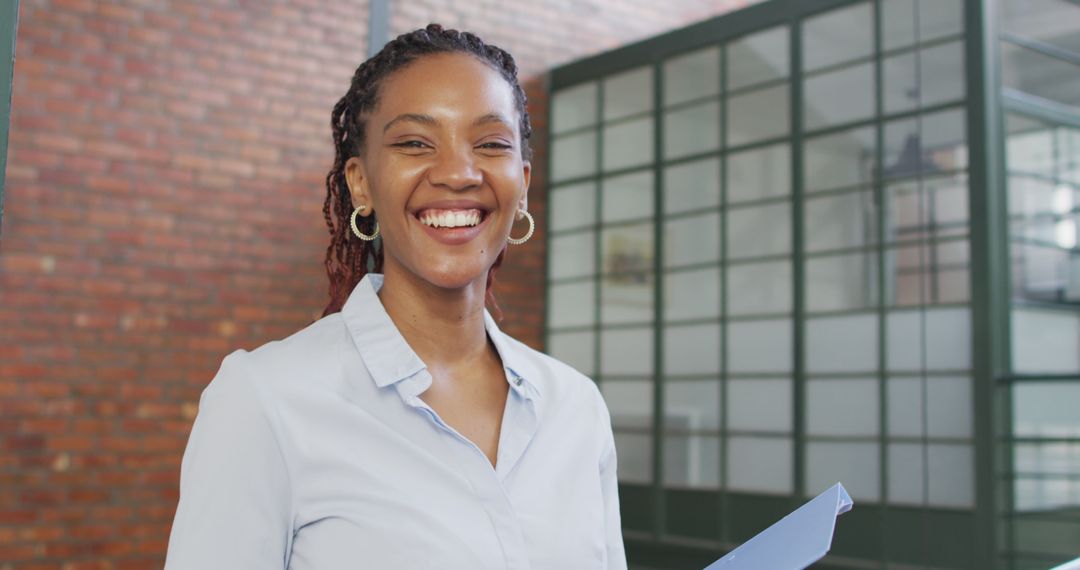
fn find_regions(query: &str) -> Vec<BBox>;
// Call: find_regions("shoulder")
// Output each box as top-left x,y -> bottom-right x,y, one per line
209,312 -> 355,398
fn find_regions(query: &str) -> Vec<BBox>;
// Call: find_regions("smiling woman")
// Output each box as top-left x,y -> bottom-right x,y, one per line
164,24 -> 626,570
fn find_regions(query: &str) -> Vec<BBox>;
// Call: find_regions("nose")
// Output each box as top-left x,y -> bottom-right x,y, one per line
427,146 -> 483,192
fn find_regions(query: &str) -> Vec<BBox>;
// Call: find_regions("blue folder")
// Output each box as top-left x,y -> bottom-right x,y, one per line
703,483 -> 853,570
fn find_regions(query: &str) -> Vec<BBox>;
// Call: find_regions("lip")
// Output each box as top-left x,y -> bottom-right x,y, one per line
411,200 -> 494,246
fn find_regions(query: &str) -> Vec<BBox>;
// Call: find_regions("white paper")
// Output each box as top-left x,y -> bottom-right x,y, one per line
703,482 -> 853,570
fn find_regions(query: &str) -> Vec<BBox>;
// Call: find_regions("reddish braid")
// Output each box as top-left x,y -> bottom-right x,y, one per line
321,24 -> 532,317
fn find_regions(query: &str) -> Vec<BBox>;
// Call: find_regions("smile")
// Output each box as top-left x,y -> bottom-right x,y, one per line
417,208 -> 484,229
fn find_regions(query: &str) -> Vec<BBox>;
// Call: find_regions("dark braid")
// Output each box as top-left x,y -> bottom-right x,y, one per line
321,24 -> 532,317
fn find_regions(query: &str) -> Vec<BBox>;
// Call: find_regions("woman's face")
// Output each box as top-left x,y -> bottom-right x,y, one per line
346,52 -> 531,293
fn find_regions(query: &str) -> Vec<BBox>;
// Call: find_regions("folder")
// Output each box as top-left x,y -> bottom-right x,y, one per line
703,483 -> 853,570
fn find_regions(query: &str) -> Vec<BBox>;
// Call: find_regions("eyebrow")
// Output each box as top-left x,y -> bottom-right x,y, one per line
382,112 -> 513,133
383,113 -> 438,133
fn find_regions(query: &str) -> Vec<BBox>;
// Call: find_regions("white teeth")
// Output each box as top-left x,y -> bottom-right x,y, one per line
420,209 -> 482,229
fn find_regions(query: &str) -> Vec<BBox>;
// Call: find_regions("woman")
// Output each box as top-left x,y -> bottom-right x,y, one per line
165,24 -> 626,569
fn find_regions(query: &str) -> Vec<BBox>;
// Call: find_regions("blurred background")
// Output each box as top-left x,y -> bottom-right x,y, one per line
0,0 -> 1077,569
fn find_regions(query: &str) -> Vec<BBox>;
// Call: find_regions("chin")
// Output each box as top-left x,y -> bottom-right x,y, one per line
414,256 -> 495,292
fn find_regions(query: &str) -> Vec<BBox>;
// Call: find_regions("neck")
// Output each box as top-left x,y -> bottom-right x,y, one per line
377,265 -> 493,371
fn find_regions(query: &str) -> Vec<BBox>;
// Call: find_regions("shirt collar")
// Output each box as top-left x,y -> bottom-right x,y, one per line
341,273 -> 542,400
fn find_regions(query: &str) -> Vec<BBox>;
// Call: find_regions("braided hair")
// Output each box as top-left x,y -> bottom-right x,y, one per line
321,24 -> 533,317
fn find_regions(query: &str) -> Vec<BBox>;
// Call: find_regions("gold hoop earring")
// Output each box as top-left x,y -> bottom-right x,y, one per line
350,206 -> 379,241
507,211 -> 534,245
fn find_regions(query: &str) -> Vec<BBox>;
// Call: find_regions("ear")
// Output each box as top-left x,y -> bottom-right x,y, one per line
517,160 -> 531,214
345,156 -> 374,216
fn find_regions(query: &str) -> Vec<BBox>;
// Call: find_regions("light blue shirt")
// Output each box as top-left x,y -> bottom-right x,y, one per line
165,274 -> 626,570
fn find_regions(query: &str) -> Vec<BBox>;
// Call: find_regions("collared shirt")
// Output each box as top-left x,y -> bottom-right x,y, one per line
165,274 -> 626,570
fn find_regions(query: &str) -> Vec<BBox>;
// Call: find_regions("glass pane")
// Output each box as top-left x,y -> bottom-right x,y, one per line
803,62 -> 875,130
925,307 -> 971,370
1002,41 -> 1080,109
553,82 -> 598,134
727,319 -> 793,373
922,108 -> 968,173
888,443 -> 925,505
884,109 -> 967,177
614,431 -> 653,483
804,126 -> 876,192
804,190 -> 877,252
664,101 -> 721,160
1006,116 -> 1055,174
600,222 -> 648,326
927,375 -> 973,438
603,118 -> 653,172
600,327 -> 653,376
728,378 -> 792,433
806,441 -> 880,501
664,157 -> 721,215
664,434 -> 720,489
888,376 -> 972,438
664,46 -> 721,106
727,436 -> 792,493
882,0 -> 963,51
802,3 -> 874,71
728,26 -> 789,90
883,117 -> 921,179
664,266 -> 721,322
1010,243 -> 1075,303
550,181 -> 597,232
805,251 -> 880,312
727,84 -> 789,146
927,443 -> 974,507
549,231 -> 595,280
664,380 -> 721,431
547,330 -> 595,376
918,0 -> 964,41
886,309 -> 925,372
1014,382 -> 1080,438
1015,442 -> 1080,477
883,52 -> 918,114
602,222 -> 654,277
664,323 -> 721,375
1002,0 -> 1080,53
602,170 -> 654,223
602,380 -> 653,429
1011,308 -> 1080,374
921,41 -> 965,107
1014,476 -> 1080,511
665,212 -> 721,268
727,143 -> 791,203
930,174 -> 970,233
885,244 -> 931,306
727,202 -> 792,259
548,280 -> 595,328
887,376 -> 924,437
727,260 -> 792,316
552,131 -> 597,182
806,378 -> 879,436
885,179 -> 928,243
603,66 -> 653,121
601,272 -> 653,325
805,313 -> 879,373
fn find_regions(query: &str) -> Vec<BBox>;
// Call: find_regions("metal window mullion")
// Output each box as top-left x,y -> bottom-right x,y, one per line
968,0 -> 1009,568
873,5 -> 890,562
718,40 -> 731,547
594,80 -> 604,391
651,60 -> 667,540
790,13 -> 806,504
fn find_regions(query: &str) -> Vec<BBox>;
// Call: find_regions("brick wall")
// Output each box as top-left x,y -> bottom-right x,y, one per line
0,0 -> 755,567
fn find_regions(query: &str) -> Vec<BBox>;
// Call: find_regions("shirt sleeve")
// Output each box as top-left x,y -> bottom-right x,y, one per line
597,394 -> 627,570
165,350 -> 294,570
